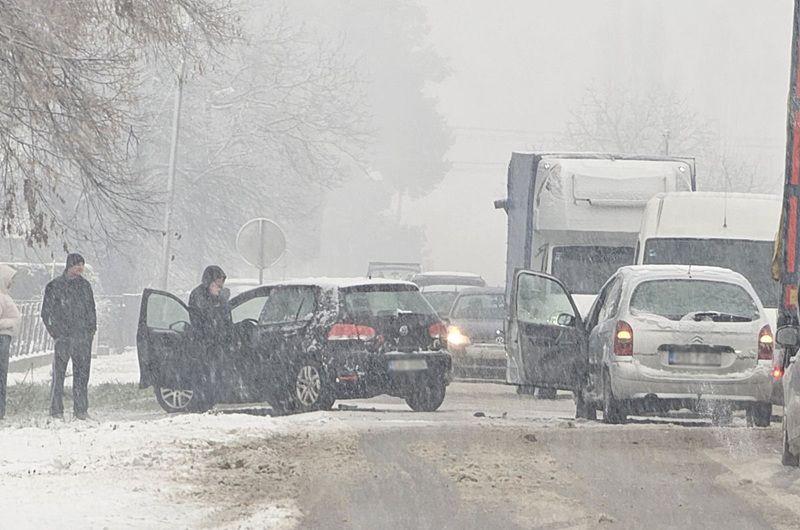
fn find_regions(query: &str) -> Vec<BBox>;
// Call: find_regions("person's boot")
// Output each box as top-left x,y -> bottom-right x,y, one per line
74,412 -> 93,421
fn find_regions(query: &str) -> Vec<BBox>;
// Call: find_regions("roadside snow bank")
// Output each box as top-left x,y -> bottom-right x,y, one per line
0,411 -> 347,529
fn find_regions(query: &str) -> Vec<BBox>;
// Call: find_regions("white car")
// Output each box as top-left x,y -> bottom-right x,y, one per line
506,265 -> 774,425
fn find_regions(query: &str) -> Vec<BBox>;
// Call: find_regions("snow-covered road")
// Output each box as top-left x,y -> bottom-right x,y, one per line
2,350 -> 800,529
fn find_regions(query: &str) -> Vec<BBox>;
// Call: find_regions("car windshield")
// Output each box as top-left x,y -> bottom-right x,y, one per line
343,286 -> 436,318
642,238 -> 778,308
551,246 -> 635,295
629,279 -> 760,321
451,293 -> 505,319
420,291 -> 460,315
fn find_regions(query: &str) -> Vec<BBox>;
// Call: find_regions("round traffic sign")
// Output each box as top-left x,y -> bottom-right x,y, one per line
236,218 -> 286,269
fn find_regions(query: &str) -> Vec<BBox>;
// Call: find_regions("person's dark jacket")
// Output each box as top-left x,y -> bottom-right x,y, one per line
41,272 -> 97,339
188,266 -> 233,353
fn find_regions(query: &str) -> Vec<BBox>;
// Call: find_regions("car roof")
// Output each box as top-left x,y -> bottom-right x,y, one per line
411,271 -> 486,287
266,277 -> 418,289
614,265 -> 750,284
453,287 -> 505,296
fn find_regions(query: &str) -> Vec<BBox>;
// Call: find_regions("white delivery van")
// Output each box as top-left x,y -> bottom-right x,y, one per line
636,192 -> 782,324
496,153 -> 696,317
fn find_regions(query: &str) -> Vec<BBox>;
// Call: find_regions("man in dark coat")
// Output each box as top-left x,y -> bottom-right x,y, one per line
188,265 -> 233,410
41,253 -> 97,420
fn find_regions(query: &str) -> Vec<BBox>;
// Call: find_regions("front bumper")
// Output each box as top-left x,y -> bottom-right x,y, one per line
450,343 -> 506,380
610,361 -> 773,403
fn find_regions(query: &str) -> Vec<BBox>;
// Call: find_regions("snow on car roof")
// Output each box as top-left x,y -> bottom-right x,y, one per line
412,271 -> 483,278
267,277 -> 417,289
615,264 -> 750,284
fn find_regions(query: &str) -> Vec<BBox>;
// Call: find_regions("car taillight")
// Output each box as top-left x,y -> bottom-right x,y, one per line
758,325 -> 774,361
614,320 -> 634,356
328,323 -> 376,341
773,366 -> 784,380
429,322 -> 448,339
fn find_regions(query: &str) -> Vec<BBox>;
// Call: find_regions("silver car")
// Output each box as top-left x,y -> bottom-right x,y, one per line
505,265 -> 774,425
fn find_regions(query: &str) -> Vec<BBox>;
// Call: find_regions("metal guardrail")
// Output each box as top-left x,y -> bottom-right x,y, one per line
8,294 -> 143,359
10,300 -> 53,359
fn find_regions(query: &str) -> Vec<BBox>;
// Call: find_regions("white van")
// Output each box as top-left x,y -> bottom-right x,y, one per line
635,192 -> 781,323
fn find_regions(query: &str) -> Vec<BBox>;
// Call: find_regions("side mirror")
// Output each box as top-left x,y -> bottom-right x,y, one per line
557,313 -> 576,327
776,326 -> 800,348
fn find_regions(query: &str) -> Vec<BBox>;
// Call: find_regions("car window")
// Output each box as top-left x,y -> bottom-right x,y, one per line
231,295 -> 269,323
344,288 -> 436,317
599,279 -> 623,322
146,293 -> 189,330
451,294 -> 505,319
259,287 -> 316,324
421,291 -> 459,315
629,279 -> 760,321
516,274 -> 576,326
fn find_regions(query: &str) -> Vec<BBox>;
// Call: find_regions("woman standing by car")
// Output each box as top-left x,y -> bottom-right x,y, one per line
188,265 -> 234,411
0,265 -> 21,420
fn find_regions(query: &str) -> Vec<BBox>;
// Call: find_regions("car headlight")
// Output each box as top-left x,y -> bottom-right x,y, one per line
447,327 -> 470,347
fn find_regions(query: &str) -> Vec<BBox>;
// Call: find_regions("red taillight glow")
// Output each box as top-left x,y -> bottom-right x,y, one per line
758,325 -> 774,361
328,323 -> 377,341
429,322 -> 448,339
773,367 -> 784,380
614,320 -> 634,356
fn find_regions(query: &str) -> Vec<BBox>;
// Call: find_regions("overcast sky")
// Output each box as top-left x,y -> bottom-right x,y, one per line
406,0 -> 794,285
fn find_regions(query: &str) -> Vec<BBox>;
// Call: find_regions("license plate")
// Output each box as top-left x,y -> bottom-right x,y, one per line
388,359 -> 428,371
668,351 -> 721,366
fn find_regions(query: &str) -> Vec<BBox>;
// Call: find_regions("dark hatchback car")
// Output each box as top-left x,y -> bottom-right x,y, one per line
446,287 -> 507,381
137,278 -> 452,414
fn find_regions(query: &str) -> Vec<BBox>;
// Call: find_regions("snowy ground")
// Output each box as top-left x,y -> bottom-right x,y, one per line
3,350 -> 800,529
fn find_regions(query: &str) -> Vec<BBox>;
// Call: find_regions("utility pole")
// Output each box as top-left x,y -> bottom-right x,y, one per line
662,129 -> 670,156
159,61 -> 187,290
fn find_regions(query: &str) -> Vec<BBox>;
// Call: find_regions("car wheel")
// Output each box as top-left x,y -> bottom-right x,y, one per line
602,371 -> 626,424
783,416 -> 800,467
746,402 -> 772,428
154,386 -> 202,413
575,388 -> 597,421
406,377 -> 447,412
286,359 -> 333,414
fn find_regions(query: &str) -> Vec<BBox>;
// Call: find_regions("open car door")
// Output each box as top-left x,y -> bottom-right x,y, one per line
507,270 -> 587,391
137,288 -> 194,391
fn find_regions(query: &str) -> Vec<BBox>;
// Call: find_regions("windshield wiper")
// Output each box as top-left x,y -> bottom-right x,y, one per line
685,311 -> 753,323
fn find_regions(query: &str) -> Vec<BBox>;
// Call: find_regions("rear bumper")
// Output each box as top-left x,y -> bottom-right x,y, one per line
450,343 -> 506,380
610,361 -> 773,402
331,350 -> 452,398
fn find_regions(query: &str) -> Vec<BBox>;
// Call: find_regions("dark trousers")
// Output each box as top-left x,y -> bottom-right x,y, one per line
50,336 -> 92,416
0,335 -> 10,418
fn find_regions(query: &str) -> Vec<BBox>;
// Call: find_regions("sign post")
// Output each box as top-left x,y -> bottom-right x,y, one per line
236,218 -> 286,283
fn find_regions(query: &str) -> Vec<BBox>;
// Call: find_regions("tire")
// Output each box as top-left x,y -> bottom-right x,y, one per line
746,402 -> 772,428
405,377 -> 447,412
575,388 -> 597,421
283,358 -> 334,414
154,386 -> 205,414
783,417 -> 799,467
602,372 -> 626,424
537,387 -> 558,400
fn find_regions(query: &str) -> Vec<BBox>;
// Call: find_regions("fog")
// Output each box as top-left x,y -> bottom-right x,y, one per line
0,0 -> 795,295
404,0 -> 794,286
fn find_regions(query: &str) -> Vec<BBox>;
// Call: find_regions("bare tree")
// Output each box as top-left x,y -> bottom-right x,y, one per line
0,0 -> 238,249
564,86 -> 779,194
565,86 -> 714,156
